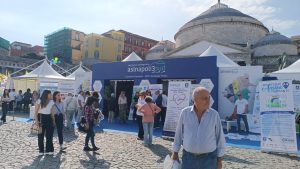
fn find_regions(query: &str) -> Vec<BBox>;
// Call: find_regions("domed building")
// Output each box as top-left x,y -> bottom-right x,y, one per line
253,30 -> 297,57
175,3 -> 268,48
145,1 -> 300,72
146,41 -> 174,60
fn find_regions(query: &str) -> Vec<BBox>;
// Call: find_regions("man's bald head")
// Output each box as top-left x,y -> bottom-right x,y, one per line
192,87 -> 209,101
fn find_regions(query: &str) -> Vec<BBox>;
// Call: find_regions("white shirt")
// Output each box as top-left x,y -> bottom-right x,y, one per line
118,96 -> 127,105
136,98 -> 146,116
9,91 -> 16,101
162,94 -> 168,108
64,96 -> 78,111
39,100 -> 54,115
173,106 -> 226,157
77,95 -> 85,108
235,98 -> 248,115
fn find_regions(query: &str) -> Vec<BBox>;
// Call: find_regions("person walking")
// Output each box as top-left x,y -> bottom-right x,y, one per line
76,91 -> 85,124
161,91 -> 168,126
135,91 -> 146,140
108,93 -> 117,123
64,92 -> 77,130
1,89 -> 10,123
118,91 -> 127,123
35,90 -> 55,156
16,90 -> 23,111
52,91 -> 67,151
8,89 -> 16,112
83,97 -> 99,151
234,92 -> 249,134
172,87 -> 225,169
138,96 -> 161,146
23,88 -> 32,112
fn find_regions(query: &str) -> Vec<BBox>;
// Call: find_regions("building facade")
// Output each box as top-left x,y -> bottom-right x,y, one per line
117,30 -> 158,60
0,37 -> 10,57
82,31 -> 124,65
44,27 -> 85,64
291,35 -> 300,54
10,42 -> 32,57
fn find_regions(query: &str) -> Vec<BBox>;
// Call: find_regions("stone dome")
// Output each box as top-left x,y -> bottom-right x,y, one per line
253,30 -> 298,57
145,41 -> 173,60
254,30 -> 293,48
175,3 -> 269,48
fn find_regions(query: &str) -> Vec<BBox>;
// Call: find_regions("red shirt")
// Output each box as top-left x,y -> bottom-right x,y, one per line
84,105 -> 95,123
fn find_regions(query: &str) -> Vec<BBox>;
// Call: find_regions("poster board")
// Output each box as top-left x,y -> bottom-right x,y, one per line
163,81 -> 191,138
58,81 -> 75,97
75,71 -> 92,93
39,81 -> 58,94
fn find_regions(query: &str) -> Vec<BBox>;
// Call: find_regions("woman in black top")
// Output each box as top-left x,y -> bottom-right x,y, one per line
1,89 -> 10,123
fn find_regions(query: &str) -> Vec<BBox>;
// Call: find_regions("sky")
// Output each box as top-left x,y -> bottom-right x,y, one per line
1,0 -> 299,46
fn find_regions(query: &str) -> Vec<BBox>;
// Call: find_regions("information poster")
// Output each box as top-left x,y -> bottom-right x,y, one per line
75,71 -> 92,93
58,81 -> 75,96
261,111 -> 298,154
39,81 -> 58,94
259,80 -> 294,112
293,84 -> 300,113
163,81 -> 191,138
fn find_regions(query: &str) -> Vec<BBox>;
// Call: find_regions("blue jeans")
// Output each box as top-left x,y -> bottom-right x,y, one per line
143,122 -> 154,145
237,114 -> 249,133
182,149 -> 217,169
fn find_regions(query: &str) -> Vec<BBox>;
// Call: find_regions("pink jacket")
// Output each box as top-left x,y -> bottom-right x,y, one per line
139,103 -> 161,123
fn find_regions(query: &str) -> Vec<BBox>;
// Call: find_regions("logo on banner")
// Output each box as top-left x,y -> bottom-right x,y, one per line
127,61 -> 166,74
173,94 -> 186,105
282,82 -> 289,89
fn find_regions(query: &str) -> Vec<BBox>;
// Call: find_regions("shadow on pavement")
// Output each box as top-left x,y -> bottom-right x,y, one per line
148,144 -> 172,163
265,152 -> 300,161
80,151 -> 111,169
21,151 -> 65,169
223,154 -> 255,165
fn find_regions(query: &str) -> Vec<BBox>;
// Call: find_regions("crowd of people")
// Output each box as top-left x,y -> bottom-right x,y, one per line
1,86 -> 227,168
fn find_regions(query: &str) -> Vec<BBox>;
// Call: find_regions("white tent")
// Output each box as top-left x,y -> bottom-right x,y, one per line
200,46 -> 239,67
67,66 -> 87,80
12,59 -> 72,91
122,52 -> 142,62
271,58 -> 300,80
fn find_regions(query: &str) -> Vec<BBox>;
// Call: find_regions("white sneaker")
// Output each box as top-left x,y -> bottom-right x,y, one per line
60,144 -> 66,150
38,152 -> 44,156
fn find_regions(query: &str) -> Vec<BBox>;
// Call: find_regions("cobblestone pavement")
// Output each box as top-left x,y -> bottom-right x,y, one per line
0,117 -> 300,169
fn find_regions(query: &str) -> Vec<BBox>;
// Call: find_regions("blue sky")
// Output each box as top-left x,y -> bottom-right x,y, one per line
1,0 -> 299,46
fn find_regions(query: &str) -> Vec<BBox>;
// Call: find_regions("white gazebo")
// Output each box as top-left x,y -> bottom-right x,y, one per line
200,45 -> 239,67
271,59 -> 300,80
122,52 -> 142,62
12,59 -> 72,91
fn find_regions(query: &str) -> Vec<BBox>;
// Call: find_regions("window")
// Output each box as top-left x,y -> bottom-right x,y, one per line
96,39 -> 100,47
75,33 -> 80,41
135,40 -> 138,46
94,50 -> 100,59
142,41 -> 144,46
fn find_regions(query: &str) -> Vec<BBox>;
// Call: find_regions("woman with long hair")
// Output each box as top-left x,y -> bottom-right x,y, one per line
51,91 -> 66,151
135,91 -> 146,140
1,89 -> 10,123
83,97 -> 99,151
35,90 -> 55,156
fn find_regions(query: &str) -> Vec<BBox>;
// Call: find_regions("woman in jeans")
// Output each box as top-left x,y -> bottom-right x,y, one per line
83,97 -> 99,151
138,96 -> 161,146
35,90 -> 55,156
1,89 -> 10,123
51,91 -> 66,151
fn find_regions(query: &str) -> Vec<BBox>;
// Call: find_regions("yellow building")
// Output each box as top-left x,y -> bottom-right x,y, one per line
82,31 -> 125,62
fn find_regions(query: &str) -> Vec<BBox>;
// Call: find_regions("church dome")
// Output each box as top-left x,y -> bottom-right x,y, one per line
253,30 -> 297,57
145,41 -> 173,60
175,3 -> 269,48
254,30 -> 293,48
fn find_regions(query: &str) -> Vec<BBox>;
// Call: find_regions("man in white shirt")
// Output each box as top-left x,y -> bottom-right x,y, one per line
76,91 -> 85,123
172,87 -> 225,169
234,92 -> 249,134
64,92 -> 78,129
161,91 -> 168,126
9,89 -> 17,111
